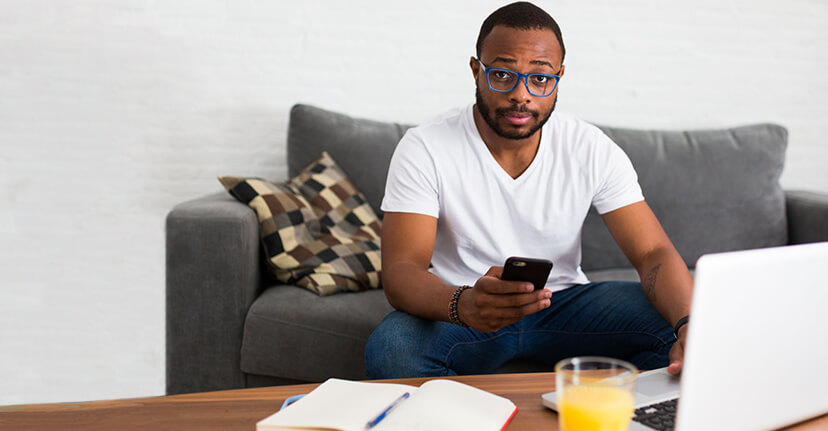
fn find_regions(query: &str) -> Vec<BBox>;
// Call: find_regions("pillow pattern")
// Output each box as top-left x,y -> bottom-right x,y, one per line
219,152 -> 382,296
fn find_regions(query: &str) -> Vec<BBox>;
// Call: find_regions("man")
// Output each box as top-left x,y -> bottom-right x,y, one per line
365,2 -> 692,379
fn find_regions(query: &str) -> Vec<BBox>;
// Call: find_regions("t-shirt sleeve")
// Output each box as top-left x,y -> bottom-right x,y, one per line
380,130 -> 440,218
591,132 -> 644,214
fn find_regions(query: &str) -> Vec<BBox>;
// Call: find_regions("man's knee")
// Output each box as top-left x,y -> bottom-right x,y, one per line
364,311 -> 446,379
570,281 -> 675,368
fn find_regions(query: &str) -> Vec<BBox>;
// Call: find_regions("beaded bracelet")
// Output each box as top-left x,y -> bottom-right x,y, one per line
448,285 -> 472,327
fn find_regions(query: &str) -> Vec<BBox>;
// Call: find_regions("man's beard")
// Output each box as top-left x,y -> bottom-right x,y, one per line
475,87 -> 556,140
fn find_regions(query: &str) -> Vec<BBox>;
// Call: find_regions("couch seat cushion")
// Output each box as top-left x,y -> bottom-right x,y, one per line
240,268 -> 662,383
240,284 -> 394,382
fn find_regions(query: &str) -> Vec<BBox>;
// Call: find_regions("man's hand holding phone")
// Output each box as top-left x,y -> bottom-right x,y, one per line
456,260 -> 553,333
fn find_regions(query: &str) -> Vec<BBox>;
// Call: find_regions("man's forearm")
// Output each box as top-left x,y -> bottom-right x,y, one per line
637,247 -> 693,328
383,262 -> 457,322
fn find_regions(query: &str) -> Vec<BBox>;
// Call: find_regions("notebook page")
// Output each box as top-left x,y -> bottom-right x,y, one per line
375,379 -> 517,431
257,379 -> 415,431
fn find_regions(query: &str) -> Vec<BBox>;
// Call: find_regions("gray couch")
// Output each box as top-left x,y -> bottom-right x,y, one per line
166,104 -> 828,395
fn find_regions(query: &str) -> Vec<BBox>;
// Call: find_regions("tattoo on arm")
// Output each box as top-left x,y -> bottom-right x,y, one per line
642,263 -> 662,302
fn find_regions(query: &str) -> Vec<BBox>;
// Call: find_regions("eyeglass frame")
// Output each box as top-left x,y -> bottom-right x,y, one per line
475,57 -> 562,97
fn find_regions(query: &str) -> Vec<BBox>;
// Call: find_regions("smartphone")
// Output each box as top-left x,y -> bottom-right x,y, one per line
501,256 -> 553,291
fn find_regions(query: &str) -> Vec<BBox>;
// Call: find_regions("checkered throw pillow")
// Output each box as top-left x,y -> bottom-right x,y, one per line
218,152 -> 382,295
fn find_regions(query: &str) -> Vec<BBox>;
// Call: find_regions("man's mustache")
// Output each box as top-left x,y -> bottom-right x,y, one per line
496,105 -> 539,117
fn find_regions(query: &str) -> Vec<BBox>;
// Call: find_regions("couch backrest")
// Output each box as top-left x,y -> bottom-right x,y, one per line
288,104 -> 789,270
288,104 -> 412,217
583,124 -> 788,270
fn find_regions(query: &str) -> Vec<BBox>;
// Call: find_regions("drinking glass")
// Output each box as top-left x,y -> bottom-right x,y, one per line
555,356 -> 638,431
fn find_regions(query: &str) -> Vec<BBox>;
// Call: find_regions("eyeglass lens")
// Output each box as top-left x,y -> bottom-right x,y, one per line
487,69 -> 556,96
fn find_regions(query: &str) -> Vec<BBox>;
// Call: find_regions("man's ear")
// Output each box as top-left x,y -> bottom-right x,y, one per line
559,64 -> 565,77
469,56 -> 480,80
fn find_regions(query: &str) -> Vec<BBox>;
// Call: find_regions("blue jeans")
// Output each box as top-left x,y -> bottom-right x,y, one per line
364,281 -> 675,378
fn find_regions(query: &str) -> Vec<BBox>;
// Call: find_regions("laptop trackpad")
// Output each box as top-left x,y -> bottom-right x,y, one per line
636,369 -> 681,404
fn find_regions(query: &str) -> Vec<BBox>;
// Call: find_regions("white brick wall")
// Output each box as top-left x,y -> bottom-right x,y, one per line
1,0 -> 825,404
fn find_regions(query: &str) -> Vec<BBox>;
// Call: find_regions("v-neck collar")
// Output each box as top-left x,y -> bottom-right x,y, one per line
464,104 -> 548,187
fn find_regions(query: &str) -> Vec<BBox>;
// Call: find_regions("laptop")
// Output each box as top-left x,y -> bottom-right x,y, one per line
541,241 -> 828,430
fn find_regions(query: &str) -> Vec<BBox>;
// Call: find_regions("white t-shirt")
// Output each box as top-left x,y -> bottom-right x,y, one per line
381,104 -> 644,292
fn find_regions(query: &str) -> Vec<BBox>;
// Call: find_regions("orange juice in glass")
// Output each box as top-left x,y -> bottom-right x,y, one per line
555,357 -> 637,431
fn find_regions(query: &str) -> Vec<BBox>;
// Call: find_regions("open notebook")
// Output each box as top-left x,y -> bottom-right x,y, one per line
257,378 -> 517,431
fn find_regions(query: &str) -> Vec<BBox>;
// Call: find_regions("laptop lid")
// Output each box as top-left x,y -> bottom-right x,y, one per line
676,242 -> 828,430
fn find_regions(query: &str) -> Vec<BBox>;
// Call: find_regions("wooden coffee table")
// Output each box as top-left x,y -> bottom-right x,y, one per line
1,372 -> 827,431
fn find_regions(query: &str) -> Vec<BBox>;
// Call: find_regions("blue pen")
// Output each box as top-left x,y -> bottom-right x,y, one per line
279,394 -> 306,411
364,392 -> 410,429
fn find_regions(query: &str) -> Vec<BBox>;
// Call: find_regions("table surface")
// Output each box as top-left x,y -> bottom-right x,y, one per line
2,372 -> 827,431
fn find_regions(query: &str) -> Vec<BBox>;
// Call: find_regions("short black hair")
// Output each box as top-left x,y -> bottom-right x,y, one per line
476,2 -> 566,64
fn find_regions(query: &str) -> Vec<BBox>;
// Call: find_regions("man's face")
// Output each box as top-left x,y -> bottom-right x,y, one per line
472,26 -> 565,140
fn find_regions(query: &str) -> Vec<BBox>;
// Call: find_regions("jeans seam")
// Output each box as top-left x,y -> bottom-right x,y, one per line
442,327 -> 671,365
523,329 -> 673,348
633,352 -> 660,368
442,330 -> 521,367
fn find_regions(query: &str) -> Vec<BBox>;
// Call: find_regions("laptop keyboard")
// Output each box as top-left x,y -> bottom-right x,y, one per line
632,398 -> 678,430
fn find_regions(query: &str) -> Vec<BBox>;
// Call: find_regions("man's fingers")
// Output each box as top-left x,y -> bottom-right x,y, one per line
667,361 -> 682,375
518,297 -> 551,315
667,358 -> 683,375
478,294 -> 551,318
467,271 -> 552,333
667,339 -> 685,375
475,283 -> 550,306
484,266 -> 504,278
476,276 -> 533,294
502,289 -> 551,307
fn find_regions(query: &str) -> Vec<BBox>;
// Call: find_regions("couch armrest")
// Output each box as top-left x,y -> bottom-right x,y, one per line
166,192 -> 262,394
786,190 -> 828,244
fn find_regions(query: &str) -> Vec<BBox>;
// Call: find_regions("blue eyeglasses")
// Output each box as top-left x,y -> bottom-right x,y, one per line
476,58 -> 561,97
